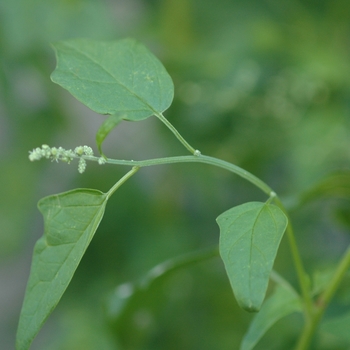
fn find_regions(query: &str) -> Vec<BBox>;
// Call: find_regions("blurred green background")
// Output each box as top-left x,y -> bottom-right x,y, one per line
1,0 -> 350,349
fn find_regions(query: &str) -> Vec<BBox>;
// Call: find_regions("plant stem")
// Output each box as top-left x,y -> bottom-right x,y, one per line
270,196 -> 316,350
273,197 -> 313,307
155,112 -> 197,154
88,153 -> 273,196
106,166 -> 139,199
318,245 -> 350,309
295,245 -> 350,350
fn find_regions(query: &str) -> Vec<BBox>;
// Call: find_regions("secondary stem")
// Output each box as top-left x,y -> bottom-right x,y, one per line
286,223 -> 313,314
295,245 -> 350,350
155,112 -> 197,154
106,166 -> 140,199
275,197 -> 313,313
273,196 -> 316,347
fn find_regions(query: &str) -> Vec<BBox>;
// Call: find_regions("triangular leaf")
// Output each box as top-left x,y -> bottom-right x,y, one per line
51,38 -> 174,118
217,202 -> 288,312
16,189 -> 108,350
50,38 -> 174,153
240,284 -> 302,350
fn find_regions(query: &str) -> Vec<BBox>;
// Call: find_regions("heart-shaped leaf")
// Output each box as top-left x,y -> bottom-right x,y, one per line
50,38 -> 174,154
217,202 -> 288,312
16,189 -> 108,350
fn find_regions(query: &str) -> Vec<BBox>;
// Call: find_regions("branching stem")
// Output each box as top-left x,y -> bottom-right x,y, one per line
85,151 -> 312,317
37,114 -> 348,348
92,152 -> 314,329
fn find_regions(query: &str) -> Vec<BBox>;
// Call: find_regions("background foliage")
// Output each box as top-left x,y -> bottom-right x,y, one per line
1,0 -> 350,349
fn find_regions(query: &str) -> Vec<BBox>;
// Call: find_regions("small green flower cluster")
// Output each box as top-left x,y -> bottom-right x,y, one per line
28,145 -> 99,173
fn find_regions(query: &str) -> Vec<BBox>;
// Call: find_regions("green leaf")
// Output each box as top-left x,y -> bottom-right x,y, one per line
16,189 -> 108,350
240,284 -> 302,350
50,38 -> 174,154
217,202 -> 288,312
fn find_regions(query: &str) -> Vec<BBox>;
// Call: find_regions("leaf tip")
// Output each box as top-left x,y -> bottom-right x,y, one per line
237,295 -> 262,313
242,303 -> 261,313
